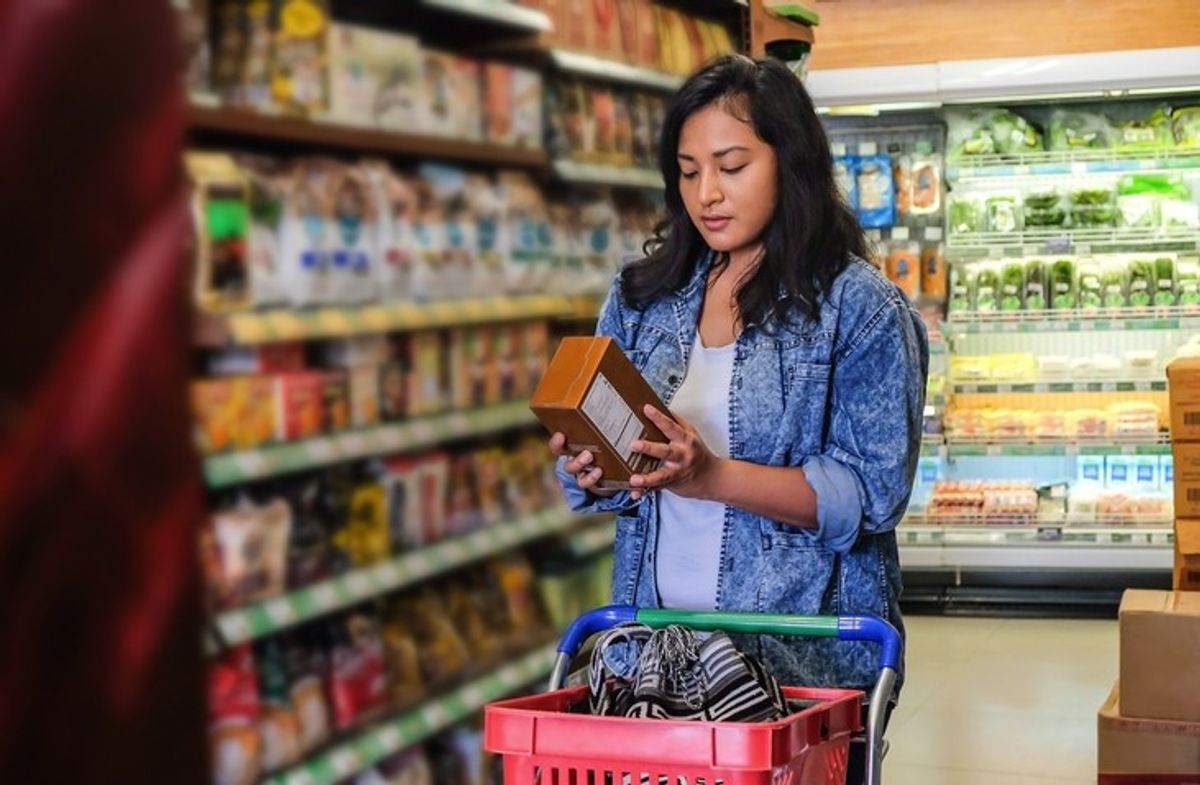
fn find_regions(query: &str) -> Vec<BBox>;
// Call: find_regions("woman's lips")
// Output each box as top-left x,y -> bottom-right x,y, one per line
701,216 -> 731,231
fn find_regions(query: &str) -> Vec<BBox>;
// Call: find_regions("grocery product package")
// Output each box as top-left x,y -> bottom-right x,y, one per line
207,495 -> 293,609
946,108 -> 1042,159
363,162 -> 419,303
326,24 -> 422,130
208,644 -> 262,785
238,156 -> 290,308
853,155 -> 895,228
884,240 -> 920,299
269,0 -> 330,116
188,152 -> 252,312
421,51 -> 482,141
324,613 -> 389,730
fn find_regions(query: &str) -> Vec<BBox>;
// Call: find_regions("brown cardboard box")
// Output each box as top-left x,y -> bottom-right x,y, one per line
1119,589 -> 1200,722
1175,519 -> 1200,591
1173,441 -> 1200,518
1168,357 -> 1200,443
1097,683 -> 1200,782
530,336 -> 667,489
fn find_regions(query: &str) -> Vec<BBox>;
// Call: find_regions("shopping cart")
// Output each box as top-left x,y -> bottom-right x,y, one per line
484,606 -> 901,785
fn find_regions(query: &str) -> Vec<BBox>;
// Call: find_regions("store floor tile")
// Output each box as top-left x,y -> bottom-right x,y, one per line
884,615 -> 1116,783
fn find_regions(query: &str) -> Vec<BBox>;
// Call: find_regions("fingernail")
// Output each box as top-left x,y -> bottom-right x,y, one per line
590,467 -> 602,477
631,440 -> 642,451
630,476 -> 641,487
579,450 -> 592,464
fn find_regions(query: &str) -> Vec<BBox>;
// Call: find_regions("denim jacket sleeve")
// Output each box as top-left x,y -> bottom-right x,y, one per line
801,291 -> 929,554
554,277 -> 642,516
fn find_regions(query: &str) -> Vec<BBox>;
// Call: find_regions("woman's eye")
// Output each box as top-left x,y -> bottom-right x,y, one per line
721,165 -> 747,175
680,171 -> 698,179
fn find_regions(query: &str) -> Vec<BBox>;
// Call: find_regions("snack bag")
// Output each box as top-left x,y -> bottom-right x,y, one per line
853,155 -> 895,228
208,645 -> 262,785
255,638 -> 302,772
238,156 -> 289,307
188,152 -> 252,312
282,631 -> 331,752
327,164 -> 378,304
278,159 -> 335,306
393,589 -> 470,687
269,0 -> 330,116
364,163 -> 419,303
467,174 -> 508,298
209,495 -> 293,608
324,613 -> 389,730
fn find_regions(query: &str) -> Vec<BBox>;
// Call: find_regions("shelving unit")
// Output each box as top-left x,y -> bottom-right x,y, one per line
550,159 -> 665,189
946,149 -> 1200,181
420,0 -> 553,31
945,227 -> 1200,255
210,508 -> 601,650
262,642 -> 558,785
944,311 -> 1200,334
203,401 -> 536,487
195,295 -> 573,346
547,48 -> 685,91
186,104 -> 548,167
950,379 -> 1166,394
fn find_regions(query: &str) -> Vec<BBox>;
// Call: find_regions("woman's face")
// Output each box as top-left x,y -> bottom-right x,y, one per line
677,100 -> 777,260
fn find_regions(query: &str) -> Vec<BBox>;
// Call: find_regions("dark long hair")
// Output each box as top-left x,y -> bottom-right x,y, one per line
621,55 -> 867,327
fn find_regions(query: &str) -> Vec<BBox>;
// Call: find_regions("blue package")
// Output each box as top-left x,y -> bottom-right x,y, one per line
853,154 -> 896,228
834,155 -> 858,210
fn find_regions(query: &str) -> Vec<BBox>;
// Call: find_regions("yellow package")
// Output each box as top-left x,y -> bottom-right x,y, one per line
332,482 -> 390,566
381,616 -> 426,709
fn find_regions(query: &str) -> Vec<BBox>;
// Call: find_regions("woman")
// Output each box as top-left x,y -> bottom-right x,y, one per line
550,55 -> 927,699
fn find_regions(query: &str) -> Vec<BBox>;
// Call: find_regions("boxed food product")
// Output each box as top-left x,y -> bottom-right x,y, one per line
1106,455 -> 1136,489
404,333 -> 446,417
588,0 -> 622,56
1168,357 -> 1200,441
269,0 -> 330,116
1077,455 -> 1105,486
562,0 -> 589,51
188,153 -> 252,312
615,0 -> 639,62
1097,682 -> 1200,780
326,23 -> 422,130
1172,440 -> 1200,517
346,366 -> 381,428
635,0 -> 660,67
511,68 -> 544,149
192,377 -> 278,453
1119,589 -> 1200,722
275,372 -> 323,441
421,51 -> 482,141
530,336 -> 667,489
1110,401 -> 1161,438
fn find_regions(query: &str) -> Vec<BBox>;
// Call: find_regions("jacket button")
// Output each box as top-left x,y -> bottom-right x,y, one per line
668,375 -> 679,385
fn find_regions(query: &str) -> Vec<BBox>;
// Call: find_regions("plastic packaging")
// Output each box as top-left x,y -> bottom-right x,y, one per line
920,244 -> 947,300
1024,258 -> 1048,309
1152,255 -> 1178,306
1100,257 -> 1129,308
998,259 -> 1025,311
1112,104 -> 1174,151
909,153 -> 943,216
1048,109 -> 1111,150
949,263 -> 975,313
1049,258 -> 1077,309
1174,106 -> 1200,147
1178,260 -> 1200,306
986,192 -> 1022,234
1127,257 -> 1156,306
885,240 -> 921,299
975,262 -> 1000,311
853,155 -> 896,228
1077,258 -> 1103,309
948,195 -> 984,234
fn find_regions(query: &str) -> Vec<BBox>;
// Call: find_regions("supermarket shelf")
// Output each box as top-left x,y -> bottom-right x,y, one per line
944,310 -> 1200,334
186,104 -> 547,167
548,48 -> 684,91
946,149 -> 1200,181
551,159 -> 665,189
561,293 -> 605,321
929,436 -> 1171,457
195,294 -> 573,346
899,522 -> 1173,547
210,508 -> 594,650
946,227 -> 1200,254
203,401 -> 536,487
951,379 -> 1166,394
420,0 -> 552,31
566,518 -> 616,558
263,642 -> 557,785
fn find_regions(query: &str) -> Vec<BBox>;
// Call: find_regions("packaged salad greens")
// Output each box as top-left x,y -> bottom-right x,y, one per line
949,263 -> 975,313
999,259 -> 1025,310
1100,257 -> 1129,308
1024,258 -> 1048,309
974,262 -> 1000,311
1049,258 -> 1077,309
948,195 -> 984,234
1024,188 -> 1065,227
1174,106 -> 1200,147
1127,257 -> 1155,306
1077,258 -> 1103,309
1048,109 -> 1111,151
1178,260 -> 1200,305
1152,255 -> 1178,306
1116,174 -> 1191,228
946,108 -> 1042,159
1070,186 -> 1114,206
986,192 -> 1022,234
853,155 -> 895,228
1071,204 -> 1117,228
1112,104 -> 1174,151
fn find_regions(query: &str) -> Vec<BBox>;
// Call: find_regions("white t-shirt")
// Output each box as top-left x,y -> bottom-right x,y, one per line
655,333 -> 734,611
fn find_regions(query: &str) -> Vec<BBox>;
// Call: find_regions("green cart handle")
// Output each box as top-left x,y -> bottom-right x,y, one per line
550,605 -> 899,785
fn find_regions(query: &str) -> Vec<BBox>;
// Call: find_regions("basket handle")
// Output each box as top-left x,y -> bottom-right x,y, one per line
557,605 -> 902,672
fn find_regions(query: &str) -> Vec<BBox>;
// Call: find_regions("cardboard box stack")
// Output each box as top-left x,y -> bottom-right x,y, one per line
1168,358 -> 1200,589
1099,590 -> 1200,782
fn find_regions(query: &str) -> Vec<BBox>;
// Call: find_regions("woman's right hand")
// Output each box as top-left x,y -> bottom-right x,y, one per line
549,432 -> 610,493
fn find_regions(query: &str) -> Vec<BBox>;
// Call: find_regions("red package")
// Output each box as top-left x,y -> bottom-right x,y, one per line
275,373 -> 325,441
590,0 -> 620,55
208,645 -> 262,785
326,614 -> 389,731
206,343 -> 306,376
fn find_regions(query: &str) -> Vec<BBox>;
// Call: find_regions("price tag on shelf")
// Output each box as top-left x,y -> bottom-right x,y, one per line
986,445 -> 1002,456
341,433 -> 368,457
1078,321 -> 1095,332
285,771 -> 315,785
234,452 -> 269,479
311,582 -> 339,611
307,439 -> 337,463
1134,381 -> 1151,392
423,702 -> 450,728
373,562 -> 402,587
218,612 -> 253,643
459,685 -> 485,708
377,727 -> 403,752
331,749 -> 360,777
1121,445 -> 1136,455
999,322 -> 1018,333
1071,161 -> 1088,175
265,598 -> 296,627
891,226 -> 910,241
345,571 -> 373,598
1101,382 -> 1117,392
923,226 -> 943,242
988,245 -> 1005,258
440,541 -> 469,563
859,141 -> 879,156
410,421 -> 437,443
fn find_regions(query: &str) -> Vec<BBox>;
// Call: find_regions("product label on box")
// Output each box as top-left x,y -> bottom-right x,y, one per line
581,372 -> 641,467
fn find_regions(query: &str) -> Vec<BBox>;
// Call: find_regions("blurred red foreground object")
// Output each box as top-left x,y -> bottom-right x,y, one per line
0,1 -> 207,782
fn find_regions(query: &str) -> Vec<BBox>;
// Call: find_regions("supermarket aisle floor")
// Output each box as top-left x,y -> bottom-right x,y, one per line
884,614 -> 1116,784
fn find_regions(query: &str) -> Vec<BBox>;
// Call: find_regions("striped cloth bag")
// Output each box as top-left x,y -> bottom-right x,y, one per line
587,623 -> 787,723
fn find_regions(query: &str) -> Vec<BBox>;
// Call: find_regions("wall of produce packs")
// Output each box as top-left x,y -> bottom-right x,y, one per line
827,96 -> 1200,593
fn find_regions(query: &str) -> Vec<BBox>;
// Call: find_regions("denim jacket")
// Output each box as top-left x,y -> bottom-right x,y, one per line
556,253 -> 928,691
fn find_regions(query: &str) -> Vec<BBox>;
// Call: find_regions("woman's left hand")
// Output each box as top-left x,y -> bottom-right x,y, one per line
628,405 -> 725,501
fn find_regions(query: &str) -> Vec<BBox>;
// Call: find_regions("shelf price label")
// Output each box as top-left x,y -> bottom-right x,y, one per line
331,749 -> 360,777
265,598 -> 296,627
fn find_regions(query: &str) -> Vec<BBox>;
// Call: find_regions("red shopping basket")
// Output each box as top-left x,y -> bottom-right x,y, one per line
484,607 -> 902,785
